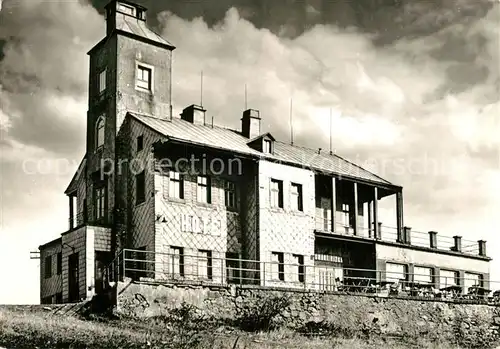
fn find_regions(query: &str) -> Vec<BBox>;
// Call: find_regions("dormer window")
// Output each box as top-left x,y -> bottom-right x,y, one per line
246,132 -> 275,154
263,139 -> 272,154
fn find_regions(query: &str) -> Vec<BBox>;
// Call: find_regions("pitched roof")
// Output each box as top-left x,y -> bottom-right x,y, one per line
129,113 -> 396,187
116,15 -> 174,49
64,156 -> 86,195
247,132 -> 276,143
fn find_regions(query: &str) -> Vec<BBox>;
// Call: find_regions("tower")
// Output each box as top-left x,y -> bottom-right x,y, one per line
84,0 -> 175,251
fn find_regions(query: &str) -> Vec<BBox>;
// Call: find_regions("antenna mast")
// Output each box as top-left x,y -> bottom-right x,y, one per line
245,84 -> 248,110
200,71 -> 204,107
329,108 -> 333,155
290,98 -> 294,145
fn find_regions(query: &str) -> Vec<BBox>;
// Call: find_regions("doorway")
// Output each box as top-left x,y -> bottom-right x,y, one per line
68,252 -> 79,302
95,251 -> 113,293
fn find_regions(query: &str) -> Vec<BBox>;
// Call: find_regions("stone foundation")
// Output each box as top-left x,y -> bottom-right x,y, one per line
116,279 -> 500,348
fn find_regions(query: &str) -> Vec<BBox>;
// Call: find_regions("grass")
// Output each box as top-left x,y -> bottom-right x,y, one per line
0,307 -> 467,349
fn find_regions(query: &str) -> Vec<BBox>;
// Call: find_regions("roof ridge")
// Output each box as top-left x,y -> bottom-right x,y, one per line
275,141 -> 390,184
129,111 -> 243,134
129,112 -> 395,187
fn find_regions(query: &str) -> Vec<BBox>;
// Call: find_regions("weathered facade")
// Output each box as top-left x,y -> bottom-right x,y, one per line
38,0 -> 492,304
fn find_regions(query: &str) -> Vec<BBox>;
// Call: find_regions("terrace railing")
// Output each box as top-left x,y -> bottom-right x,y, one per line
314,217 -> 484,257
104,249 -> 500,304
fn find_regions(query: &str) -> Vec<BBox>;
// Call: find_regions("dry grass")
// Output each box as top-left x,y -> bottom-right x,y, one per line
0,307 -> 463,349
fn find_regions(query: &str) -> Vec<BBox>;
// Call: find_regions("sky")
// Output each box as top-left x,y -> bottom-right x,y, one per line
0,0 -> 499,304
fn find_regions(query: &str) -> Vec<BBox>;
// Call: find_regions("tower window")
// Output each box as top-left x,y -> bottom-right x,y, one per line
98,69 -> 106,94
136,170 -> 146,205
95,116 -> 105,150
117,3 -> 135,16
95,186 -> 106,220
136,64 -> 152,91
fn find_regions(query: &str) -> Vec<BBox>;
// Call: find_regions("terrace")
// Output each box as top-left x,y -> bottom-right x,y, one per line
105,248 -> 499,305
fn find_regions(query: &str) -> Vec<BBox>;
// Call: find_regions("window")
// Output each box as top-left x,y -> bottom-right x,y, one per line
440,270 -> 459,288
341,203 -> 350,227
44,255 -> 52,279
168,246 -> 184,278
136,135 -> 144,152
197,176 -> 211,204
263,139 -> 272,154
118,3 -> 135,15
464,272 -> 482,289
224,180 -> 236,209
95,186 -> 106,220
169,171 -> 183,199
136,65 -> 152,91
136,171 -> 146,204
271,252 -> 284,281
95,117 -> 105,150
386,262 -> 407,283
56,252 -> 62,275
197,250 -> 212,280
270,179 -> 283,208
98,69 -> 106,94
293,254 -> 305,283
290,183 -> 303,211
413,266 -> 433,284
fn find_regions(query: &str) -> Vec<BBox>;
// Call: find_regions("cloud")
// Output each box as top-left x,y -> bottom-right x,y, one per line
0,0 -> 499,303
157,4 -> 499,247
0,0 -> 103,303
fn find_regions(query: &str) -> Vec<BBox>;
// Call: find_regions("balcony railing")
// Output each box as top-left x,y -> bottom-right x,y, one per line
104,249 -> 499,304
68,207 -> 111,230
314,217 -> 485,257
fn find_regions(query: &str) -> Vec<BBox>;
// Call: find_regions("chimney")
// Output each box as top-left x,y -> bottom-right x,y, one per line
241,109 -> 261,139
181,104 -> 206,125
105,0 -> 148,36
429,231 -> 437,249
478,240 -> 487,257
453,235 -> 462,252
403,226 -> 412,245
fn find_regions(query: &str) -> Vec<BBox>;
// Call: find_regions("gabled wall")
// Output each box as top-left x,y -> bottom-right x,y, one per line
258,160 -> 316,288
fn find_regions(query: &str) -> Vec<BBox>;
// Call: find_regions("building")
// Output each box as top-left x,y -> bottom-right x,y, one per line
38,0 -> 491,304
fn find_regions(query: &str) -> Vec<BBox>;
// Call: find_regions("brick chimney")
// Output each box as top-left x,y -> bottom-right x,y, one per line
241,109 -> 261,139
181,104 -> 206,125
105,0 -> 148,36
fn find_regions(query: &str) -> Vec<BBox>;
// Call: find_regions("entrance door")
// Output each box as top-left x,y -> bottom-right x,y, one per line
95,252 -> 112,293
68,253 -> 79,302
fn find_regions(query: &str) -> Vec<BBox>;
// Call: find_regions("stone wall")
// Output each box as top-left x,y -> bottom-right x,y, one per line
116,280 -> 500,348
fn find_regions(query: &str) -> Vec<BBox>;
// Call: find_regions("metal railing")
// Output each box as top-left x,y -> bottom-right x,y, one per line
314,217 -> 483,257
68,208 -> 112,231
104,249 -> 500,304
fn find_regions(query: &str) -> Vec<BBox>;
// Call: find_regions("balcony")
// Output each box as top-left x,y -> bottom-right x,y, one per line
68,204 -> 112,231
314,217 -> 487,258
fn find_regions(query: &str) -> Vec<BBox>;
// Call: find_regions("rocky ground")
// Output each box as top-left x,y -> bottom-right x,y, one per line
0,304 -> 496,349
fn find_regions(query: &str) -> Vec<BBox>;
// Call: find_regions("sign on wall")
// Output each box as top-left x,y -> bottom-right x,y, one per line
180,214 -> 222,236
